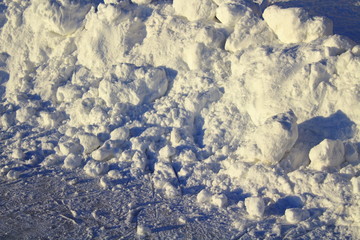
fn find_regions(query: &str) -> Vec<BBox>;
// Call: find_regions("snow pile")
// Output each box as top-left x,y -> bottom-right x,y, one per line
1,0 -> 360,238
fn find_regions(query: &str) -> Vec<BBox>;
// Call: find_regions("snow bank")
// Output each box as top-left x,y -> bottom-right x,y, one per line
1,0 -> 360,238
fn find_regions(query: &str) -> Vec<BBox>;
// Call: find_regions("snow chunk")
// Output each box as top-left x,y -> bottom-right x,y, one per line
239,110 -> 298,164
263,5 -> 333,44
245,197 -> 265,218
91,141 -> 115,161
285,208 -> 310,224
211,194 -> 228,208
173,0 -> 217,22
84,160 -> 109,177
159,145 -> 176,159
56,84 -> 83,103
309,139 -> 345,171
216,2 -> 253,27
110,127 -> 129,141
27,0 -> 91,36
98,64 -> 168,106
197,189 -> 212,203
78,133 -> 101,154
41,154 -> 63,167
76,5 -> 146,75
130,151 -> 148,177
12,148 -> 25,159
63,153 -> 83,169
58,139 -> 83,156
108,169 -> 123,179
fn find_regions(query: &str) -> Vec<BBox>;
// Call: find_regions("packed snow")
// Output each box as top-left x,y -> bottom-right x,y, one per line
0,0 -> 360,238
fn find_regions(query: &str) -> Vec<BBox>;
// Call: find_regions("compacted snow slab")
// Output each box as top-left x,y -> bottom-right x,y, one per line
0,0 -> 360,239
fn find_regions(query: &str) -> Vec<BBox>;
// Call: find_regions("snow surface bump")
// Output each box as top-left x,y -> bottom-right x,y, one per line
263,5 -> 333,44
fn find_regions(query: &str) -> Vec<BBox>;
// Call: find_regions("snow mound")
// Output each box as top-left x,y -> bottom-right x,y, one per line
263,5 -> 333,44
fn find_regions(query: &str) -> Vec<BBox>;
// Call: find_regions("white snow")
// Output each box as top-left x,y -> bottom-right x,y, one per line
63,153 -> 83,169
0,0 -> 360,238
309,139 -> 345,170
173,0 -> 217,22
263,5 -> 333,44
285,208 -> 310,224
245,196 -> 265,218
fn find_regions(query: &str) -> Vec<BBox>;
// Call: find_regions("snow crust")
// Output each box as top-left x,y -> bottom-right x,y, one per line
0,0 -> 360,238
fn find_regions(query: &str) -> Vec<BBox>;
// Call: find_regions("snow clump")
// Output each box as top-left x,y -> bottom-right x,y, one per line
173,0 -> 217,22
245,197 -> 265,218
285,208 -> 310,224
263,5 -> 333,44
309,139 -> 345,171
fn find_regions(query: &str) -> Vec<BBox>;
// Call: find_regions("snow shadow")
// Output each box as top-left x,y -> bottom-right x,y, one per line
271,0 -> 360,43
282,110 -> 356,170
227,189 -> 251,205
297,110 -> 356,144
266,195 -> 303,216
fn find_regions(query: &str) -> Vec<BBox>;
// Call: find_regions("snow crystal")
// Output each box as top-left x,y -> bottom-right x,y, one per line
63,153 -> 83,169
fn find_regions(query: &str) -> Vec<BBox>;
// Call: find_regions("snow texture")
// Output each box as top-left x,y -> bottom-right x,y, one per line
0,0 -> 360,238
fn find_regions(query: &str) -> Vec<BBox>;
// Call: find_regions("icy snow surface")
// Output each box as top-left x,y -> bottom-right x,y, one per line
1,0 -> 360,239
